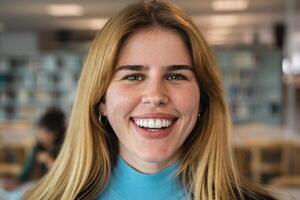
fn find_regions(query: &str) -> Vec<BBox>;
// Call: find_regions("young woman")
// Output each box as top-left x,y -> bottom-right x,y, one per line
24,1 -> 275,200
1,107 -> 65,200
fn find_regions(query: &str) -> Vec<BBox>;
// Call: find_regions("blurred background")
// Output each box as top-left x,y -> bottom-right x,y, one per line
0,0 -> 299,199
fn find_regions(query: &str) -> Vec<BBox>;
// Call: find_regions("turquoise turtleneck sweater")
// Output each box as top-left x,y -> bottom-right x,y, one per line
97,157 -> 187,200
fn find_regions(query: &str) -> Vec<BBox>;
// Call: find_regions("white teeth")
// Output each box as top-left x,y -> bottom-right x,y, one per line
134,119 -> 173,129
155,119 -> 162,128
148,119 -> 155,128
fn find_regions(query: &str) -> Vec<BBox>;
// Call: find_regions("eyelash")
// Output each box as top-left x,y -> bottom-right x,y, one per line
122,73 -> 145,81
122,73 -> 188,81
166,73 -> 188,81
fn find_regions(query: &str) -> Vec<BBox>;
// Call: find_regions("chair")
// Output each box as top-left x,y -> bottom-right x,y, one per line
0,142 -> 32,177
234,139 -> 292,183
0,122 -> 34,178
270,176 -> 300,188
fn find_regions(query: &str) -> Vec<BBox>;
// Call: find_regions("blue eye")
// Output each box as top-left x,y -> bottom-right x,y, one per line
166,73 -> 187,81
123,74 -> 144,81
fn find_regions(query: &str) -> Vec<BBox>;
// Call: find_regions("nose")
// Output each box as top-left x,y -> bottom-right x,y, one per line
141,80 -> 169,106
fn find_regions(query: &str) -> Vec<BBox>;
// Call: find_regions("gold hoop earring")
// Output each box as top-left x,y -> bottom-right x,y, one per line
99,114 -> 103,124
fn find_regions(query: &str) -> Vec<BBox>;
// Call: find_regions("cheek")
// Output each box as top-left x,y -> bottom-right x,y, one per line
172,86 -> 200,114
105,85 -> 139,119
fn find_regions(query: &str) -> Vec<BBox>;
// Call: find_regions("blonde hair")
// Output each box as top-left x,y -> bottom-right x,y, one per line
24,1 -> 265,200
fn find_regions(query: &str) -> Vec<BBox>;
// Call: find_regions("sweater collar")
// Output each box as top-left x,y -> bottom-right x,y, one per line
109,156 -> 185,198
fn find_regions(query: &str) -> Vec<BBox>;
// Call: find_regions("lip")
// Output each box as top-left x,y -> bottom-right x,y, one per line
131,113 -> 178,120
130,113 -> 178,140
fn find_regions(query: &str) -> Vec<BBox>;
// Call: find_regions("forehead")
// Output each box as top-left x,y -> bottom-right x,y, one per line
116,27 -> 192,68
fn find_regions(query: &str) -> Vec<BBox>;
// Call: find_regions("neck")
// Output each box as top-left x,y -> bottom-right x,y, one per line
120,152 -> 180,174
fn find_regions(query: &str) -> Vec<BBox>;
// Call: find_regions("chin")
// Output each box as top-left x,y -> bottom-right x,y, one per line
136,149 -> 178,164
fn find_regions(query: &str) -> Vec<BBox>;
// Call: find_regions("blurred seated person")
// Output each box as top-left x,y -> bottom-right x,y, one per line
2,107 -> 66,191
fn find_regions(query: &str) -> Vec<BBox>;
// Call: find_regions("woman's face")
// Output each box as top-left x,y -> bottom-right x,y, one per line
100,27 -> 200,173
37,127 -> 55,149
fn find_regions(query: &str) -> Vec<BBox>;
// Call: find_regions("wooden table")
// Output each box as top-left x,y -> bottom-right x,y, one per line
232,123 -> 300,183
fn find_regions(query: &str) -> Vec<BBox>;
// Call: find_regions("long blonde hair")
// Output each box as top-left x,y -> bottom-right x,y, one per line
25,1 -> 251,200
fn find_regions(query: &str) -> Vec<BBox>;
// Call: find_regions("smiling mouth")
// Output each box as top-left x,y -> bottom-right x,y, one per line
131,118 -> 176,130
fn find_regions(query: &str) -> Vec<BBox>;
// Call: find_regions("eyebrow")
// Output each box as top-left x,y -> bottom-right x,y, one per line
115,64 -> 194,72
166,65 -> 194,71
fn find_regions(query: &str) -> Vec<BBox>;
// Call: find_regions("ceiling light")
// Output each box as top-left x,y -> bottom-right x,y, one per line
212,0 -> 249,11
207,35 -> 228,41
282,58 -> 292,75
207,37 -> 228,45
209,15 -> 239,26
88,19 -> 108,30
206,28 -> 232,36
46,4 -> 84,17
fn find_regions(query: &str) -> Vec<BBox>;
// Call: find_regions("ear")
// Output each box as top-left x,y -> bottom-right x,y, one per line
99,101 -> 107,116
